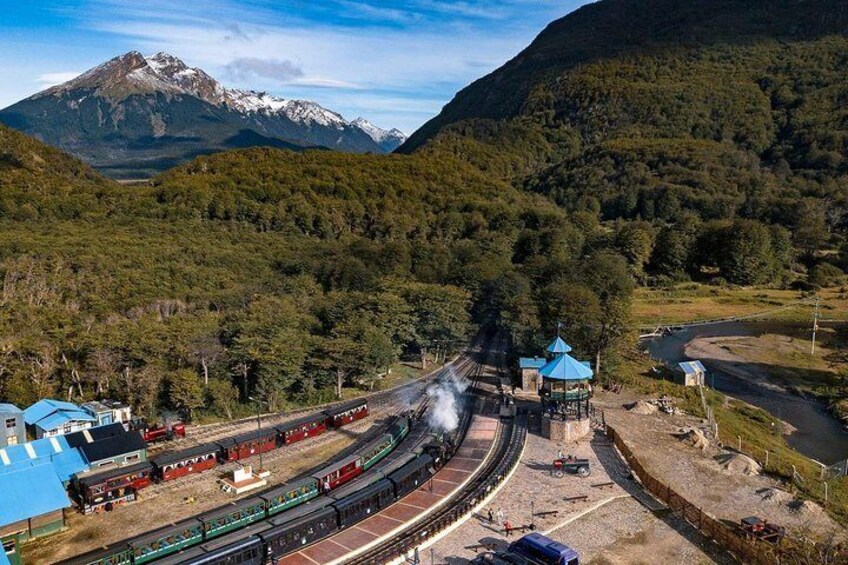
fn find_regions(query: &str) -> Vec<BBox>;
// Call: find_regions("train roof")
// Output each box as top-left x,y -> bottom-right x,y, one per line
265,504 -> 337,534
328,474 -> 384,501
152,443 -> 220,467
76,460 -> 153,486
273,413 -> 326,433
376,451 -> 418,476
331,478 -> 393,510
268,497 -> 334,526
311,453 -> 360,480
153,531 -> 266,565
215,426 -> 278,448
127,516 -> 203,548
196,496 -> 265,523
56,544 -> 130,565
260,476 -> 318,500
388,453 -> 432,480
323,398 -> 367,417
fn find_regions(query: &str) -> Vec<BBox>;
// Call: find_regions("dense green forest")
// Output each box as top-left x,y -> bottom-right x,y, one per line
7,0 -> 848,422
0,123 -> 634,420
403,0 -> 848,289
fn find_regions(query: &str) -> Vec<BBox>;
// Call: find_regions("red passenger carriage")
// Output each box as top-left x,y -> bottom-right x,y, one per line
323,399 -> 368,428
274,414 -> 328,445
216,428 -> 278,462
74,461 -> 153,513
312,453 -> 362,491
152,443 -> 220,482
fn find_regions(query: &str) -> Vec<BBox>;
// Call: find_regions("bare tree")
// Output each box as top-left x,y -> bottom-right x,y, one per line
86,348 -> 121,395
28,347 -> 57,399
189,334 -> 224,386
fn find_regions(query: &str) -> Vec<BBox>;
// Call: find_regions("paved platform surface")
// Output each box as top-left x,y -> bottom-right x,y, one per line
277,412 -> 499,565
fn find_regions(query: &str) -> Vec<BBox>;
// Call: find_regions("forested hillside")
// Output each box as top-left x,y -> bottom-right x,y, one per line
402,0 -> 848,288
0,124 -> 633,420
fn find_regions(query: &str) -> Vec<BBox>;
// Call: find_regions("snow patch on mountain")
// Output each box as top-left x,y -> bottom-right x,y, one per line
351,117 -> 407,145
30,51 -> 404,147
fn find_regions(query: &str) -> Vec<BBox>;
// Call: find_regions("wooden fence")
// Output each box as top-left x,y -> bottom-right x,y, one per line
606,425 -> 779,565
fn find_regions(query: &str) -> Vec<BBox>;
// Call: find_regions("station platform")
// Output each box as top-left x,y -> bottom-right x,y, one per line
276,413 -> 500,565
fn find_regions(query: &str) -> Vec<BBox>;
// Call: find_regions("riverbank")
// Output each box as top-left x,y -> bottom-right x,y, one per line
645,322 -> 848,464
614,349 -> 848,527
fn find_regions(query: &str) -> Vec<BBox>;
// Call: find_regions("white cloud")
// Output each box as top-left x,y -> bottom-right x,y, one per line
37,71 -> 82,89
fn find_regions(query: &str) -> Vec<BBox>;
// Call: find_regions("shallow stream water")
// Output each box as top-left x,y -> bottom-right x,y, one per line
644,322 -> 848,465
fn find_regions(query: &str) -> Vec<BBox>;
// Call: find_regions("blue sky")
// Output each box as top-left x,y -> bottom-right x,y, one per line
0,1 -> 591,133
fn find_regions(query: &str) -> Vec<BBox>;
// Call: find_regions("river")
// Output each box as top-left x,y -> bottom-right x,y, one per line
644,322 -> 848,465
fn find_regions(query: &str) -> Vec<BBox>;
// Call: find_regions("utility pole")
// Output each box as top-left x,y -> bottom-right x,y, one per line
811,296 -> 821,355
248,396 -> 263,472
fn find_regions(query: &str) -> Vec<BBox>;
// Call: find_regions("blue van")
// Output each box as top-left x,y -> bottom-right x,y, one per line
508,533 -> 579,565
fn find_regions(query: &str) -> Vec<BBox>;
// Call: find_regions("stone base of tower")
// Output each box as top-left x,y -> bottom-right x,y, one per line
541,416 -> 591,442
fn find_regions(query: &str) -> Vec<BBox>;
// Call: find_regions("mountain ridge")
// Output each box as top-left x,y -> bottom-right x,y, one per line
1,51 -> 406,178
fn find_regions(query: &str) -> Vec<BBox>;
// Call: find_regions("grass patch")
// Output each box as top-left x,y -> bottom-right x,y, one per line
615,348 -> 848,526
632,284 -> 848,326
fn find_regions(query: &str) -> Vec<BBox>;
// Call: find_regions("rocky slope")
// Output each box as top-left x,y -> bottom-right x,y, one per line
0,52 -> 406,178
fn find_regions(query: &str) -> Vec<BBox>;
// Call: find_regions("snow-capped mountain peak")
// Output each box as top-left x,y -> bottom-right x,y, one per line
350,117 -> 407,145
14,51 -> 408,170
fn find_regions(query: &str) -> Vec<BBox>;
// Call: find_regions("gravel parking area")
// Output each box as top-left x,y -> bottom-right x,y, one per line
427,405 -> 727,564
596,390 -> 845,542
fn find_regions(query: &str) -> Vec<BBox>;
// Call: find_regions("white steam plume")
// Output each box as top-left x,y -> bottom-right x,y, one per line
426,368 -> 470,433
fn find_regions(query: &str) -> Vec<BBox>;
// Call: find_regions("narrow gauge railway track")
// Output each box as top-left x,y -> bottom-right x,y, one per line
151,353 -> 478,455
346,417 -> 526,565
344,334 -> 524,565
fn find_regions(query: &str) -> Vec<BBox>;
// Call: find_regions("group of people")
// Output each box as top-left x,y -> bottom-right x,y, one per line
486,507 -> 514,537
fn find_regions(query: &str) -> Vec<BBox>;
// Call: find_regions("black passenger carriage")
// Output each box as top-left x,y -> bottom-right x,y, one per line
389,454 -> 433,498
153,523 -> 271,565
262,505 -> 339,557
331,478 -> 395,528
377,451 -> 418,477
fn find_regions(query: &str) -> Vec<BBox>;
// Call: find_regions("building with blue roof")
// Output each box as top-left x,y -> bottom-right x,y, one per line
674,360 -> 707,387
24,399 -> 96,439
518,357 -> 547,392
0,404 -> 24,448
0,435 -> 89,484
0,464 -> 70,564
545,336 -> 573,356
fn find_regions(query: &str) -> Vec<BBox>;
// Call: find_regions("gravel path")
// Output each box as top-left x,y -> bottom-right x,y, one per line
597,390 -> 846,543
426,413 -> 727,564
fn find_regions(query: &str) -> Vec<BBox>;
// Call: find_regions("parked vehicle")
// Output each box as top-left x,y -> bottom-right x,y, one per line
551,456 -> 590,478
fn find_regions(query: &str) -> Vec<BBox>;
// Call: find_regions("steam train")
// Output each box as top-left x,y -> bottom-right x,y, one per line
71,399 -> 369,514
63,409 -> 453,565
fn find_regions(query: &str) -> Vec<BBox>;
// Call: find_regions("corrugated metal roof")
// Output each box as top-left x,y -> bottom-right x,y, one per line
0,548 -> 10,565
0,436 -> 89,482
24,399 -> 82,424
35,410 -> 96,431
540,354 -> 594,381
0,403 -> 21,414
0,464 -> 71,527
677,360 -> 707,375
519,357 -> 546,369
